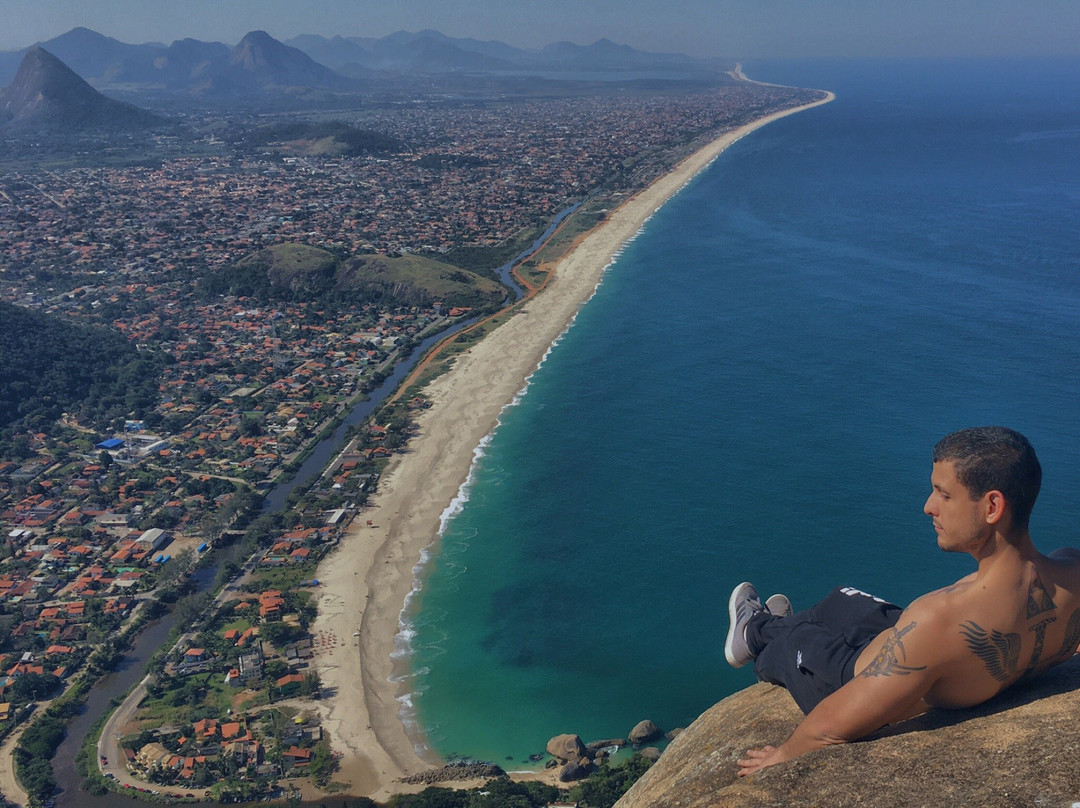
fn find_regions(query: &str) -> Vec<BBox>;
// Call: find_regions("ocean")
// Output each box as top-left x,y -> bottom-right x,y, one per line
403,58 -> 1080,767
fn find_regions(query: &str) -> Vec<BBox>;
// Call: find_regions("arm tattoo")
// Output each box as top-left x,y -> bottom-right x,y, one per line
1056,608 -> 1080,658
859,622 -> 927,678
1026,576 -> 1056,618
959,620 -> 1020,682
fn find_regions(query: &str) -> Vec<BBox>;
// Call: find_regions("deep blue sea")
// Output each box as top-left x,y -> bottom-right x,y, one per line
404,59 -> 1080,767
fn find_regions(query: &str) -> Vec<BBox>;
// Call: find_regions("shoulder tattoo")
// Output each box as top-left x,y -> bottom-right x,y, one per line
959,620 -> 1020,682
859,621 -> 928,678
1056,608 -> 1080,658
1026,576 -> 1056,618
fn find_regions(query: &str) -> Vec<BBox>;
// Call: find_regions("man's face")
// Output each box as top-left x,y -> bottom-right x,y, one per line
923,460 -> 992,553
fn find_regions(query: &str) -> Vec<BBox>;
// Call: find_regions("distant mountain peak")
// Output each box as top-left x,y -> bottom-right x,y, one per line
47,26 -> 123,47
227,29 -> 357,90
240,29 -> 276,44
0,46 -> 164,131
2,46 -> 100,117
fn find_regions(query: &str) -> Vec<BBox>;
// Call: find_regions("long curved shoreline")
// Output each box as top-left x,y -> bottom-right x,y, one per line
310,87 -> 835,802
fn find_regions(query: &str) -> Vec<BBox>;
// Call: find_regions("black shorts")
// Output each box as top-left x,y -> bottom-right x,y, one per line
746,586 -> 904,714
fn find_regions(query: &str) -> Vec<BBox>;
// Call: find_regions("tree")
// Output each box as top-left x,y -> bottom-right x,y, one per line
390,787 -> 469,808
210,777 -> 262,803
82,775 -> 109,795
7,434 -> 32,459
264,660 -> 289,681
568,754 -> 653,808
462,777 -> 557,807
239,415 -> 264,437
308,740 -> 335,787
260,620 -> 304,648
13,714 -> 67,804
199,511 -> 228,546
8,672 -> 62,703
173,590 -> 213,628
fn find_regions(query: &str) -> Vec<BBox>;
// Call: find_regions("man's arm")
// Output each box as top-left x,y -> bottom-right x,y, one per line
738,617 -> 939,777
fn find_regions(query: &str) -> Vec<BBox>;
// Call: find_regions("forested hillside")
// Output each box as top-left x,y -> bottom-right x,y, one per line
0,300 -> 162,431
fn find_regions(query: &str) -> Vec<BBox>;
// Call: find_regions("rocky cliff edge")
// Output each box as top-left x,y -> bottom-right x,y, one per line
616,656 -> 1080,808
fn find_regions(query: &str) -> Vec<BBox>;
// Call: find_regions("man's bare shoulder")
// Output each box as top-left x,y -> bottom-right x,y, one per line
858,591 -> 962,667
1044,549 -> 1080,660
904,576 -> 979,618
894,580 -> 1016,665
1049,547 -> 1080,564
1041,548 -> 1080,610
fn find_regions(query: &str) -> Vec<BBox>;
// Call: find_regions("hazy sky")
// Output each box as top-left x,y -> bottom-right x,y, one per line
1,0 -> 1078,59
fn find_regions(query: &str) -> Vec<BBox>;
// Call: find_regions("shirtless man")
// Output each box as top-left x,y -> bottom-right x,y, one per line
724,426 -> 1080,777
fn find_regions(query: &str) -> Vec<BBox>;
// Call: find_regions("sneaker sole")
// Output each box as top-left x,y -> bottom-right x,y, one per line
724,581 -> 755,668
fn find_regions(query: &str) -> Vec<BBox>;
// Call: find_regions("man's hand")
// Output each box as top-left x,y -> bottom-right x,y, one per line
737,745 -> 786,777
736,614 -> 940,778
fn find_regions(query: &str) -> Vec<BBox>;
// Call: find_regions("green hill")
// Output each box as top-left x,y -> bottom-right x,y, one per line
202,243 -> 506,309
246,121 -> 404,157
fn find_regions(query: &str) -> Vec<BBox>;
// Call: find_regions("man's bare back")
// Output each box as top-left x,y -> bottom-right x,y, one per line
854,548 -> 1080,712
734,428 -> 1080,777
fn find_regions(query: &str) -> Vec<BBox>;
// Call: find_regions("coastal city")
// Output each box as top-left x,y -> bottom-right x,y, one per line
0,0 -> 1074,803
1,74 -> 822,808
1,87 -> 803,273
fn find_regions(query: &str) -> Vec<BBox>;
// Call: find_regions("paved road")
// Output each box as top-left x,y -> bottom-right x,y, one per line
95,675 -> 211,799
0,719 -> 31,808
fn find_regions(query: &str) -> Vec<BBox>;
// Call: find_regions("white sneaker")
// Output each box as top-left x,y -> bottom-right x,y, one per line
765,593 -> 793,618
725,582 -> 764,668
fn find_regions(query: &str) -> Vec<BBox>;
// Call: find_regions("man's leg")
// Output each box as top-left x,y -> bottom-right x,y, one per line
743,585 -> 903,713
725,583 -> 794,665
726,583 -> 791,667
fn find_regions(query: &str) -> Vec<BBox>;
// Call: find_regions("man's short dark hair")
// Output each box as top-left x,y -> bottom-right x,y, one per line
932,426 -> 1042,529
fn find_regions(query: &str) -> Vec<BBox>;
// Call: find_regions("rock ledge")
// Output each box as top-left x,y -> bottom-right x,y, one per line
616,656 -> 1080,808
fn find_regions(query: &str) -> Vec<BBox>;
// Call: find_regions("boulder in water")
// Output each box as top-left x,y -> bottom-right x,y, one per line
629,719 -> 661,744
546,733 -> 587,762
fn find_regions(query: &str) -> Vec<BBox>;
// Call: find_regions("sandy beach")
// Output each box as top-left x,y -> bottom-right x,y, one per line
310,89 -> 835,801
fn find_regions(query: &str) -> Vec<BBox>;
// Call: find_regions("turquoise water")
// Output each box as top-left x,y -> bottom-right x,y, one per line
405,59 -> 1080,767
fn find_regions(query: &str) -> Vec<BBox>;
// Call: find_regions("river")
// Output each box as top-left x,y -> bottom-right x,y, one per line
261,202 -> 579,514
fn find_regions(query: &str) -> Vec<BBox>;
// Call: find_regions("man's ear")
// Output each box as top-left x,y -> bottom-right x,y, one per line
984,490 -> 1006,524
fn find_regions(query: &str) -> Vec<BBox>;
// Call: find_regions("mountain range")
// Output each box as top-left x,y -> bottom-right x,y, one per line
287,29 -> 710,77
0,27 -> 726,97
